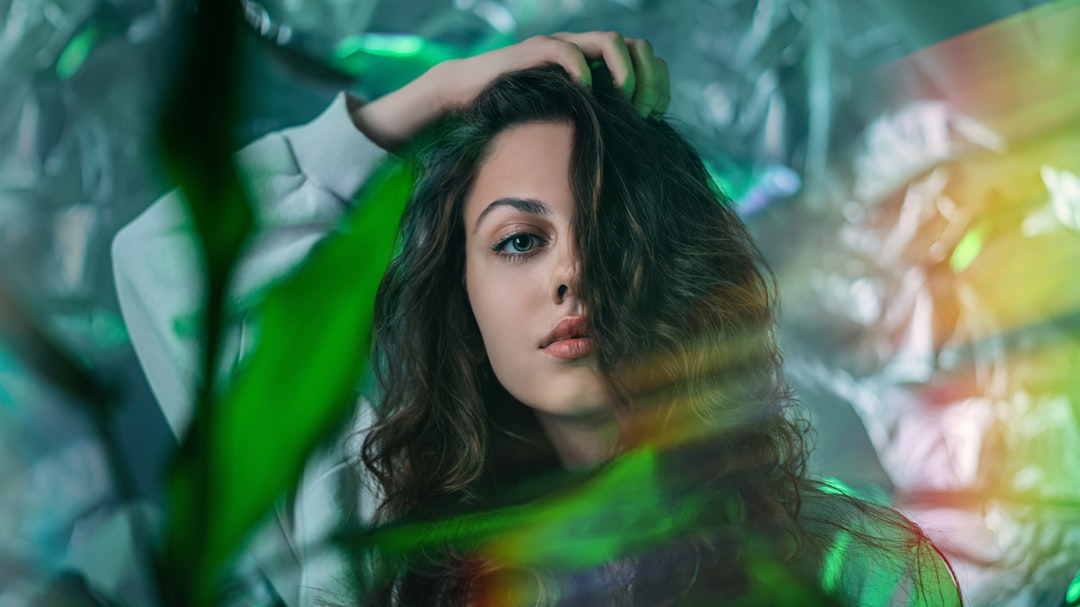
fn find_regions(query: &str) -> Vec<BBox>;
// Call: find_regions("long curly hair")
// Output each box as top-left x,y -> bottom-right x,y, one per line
356,64 -> 959,606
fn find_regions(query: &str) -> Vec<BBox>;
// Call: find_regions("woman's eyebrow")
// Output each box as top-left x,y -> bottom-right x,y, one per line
472,197 -> 551,233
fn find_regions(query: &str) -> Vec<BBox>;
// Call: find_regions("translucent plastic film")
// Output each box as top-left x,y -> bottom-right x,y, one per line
1,0 -> 1075,605
767,3 -> 1080,603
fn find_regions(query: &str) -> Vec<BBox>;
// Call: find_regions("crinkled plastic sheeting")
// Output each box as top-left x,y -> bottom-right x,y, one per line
762,2 -> 1080,604
0,0 -> 169,603
1,0 -> 1076,604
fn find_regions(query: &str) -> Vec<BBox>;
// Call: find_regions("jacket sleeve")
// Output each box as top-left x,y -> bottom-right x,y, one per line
112,92 -> 386,436
111,91 -> 387,606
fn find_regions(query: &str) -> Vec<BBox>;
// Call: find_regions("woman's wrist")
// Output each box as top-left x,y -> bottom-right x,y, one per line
348,64 -> 447,153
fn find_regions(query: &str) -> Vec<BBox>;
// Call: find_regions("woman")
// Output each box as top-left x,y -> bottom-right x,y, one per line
357,64 -> 961,607
113,33 -> 960,606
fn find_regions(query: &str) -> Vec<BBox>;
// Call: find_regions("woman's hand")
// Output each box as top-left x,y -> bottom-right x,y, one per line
350,32 -> 670,152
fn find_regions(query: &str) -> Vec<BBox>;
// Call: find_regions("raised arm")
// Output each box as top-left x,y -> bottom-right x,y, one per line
113,28 -> 669,443
351,32 -> 670,152
112,92 -> 387,437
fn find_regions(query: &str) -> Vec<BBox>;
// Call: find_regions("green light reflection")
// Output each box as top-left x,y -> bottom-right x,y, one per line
57,23 -> 101,79
334,33 -> 426,59
820,531 -> 850,594
950,227 -> 984,273
1067,568 -> 1080,604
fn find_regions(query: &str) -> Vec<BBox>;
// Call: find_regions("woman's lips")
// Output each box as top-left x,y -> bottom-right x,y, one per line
542,337 -> 594,359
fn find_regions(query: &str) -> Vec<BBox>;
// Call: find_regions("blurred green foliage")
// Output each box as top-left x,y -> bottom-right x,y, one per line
155,1 -> 411,604
165,161 -> 411,605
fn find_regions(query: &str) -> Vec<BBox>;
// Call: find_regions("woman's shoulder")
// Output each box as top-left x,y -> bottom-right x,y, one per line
797,484 -> 962,607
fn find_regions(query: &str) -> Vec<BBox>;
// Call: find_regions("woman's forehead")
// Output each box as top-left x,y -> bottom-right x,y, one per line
464,121 -> 578,224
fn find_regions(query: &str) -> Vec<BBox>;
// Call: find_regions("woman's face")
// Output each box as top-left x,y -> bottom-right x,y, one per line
463,121 -> 610,417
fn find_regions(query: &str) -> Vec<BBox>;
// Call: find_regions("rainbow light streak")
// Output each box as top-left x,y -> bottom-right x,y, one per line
363,448 -> 703,570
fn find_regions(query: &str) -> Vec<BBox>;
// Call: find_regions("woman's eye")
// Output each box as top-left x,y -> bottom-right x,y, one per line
507,234 -> 536,253
493,232 -> 545,259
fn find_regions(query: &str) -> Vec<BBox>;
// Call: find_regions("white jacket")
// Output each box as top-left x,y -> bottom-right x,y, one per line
112,92 -> 384,607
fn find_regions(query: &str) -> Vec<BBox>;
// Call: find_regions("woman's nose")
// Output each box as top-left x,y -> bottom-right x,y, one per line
553,253 -> 580,304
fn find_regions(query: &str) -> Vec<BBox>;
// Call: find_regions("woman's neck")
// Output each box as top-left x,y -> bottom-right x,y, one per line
534,409 -> 619,470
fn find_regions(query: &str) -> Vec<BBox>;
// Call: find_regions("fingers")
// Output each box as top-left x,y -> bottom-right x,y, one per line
550,32 -> 669,117
523,34 -> 592,87
551,31 -> 634,94
625,38 -> 667,117
652,57 -> 670,115
437,32 -> 666,118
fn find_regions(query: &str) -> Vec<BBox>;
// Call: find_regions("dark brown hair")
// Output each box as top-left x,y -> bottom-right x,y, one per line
356,64 -> 960,606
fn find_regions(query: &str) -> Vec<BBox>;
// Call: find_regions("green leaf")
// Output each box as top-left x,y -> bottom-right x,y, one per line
156,3 -> 254,603
168,159 -> 411,604
359,448 -> 703,570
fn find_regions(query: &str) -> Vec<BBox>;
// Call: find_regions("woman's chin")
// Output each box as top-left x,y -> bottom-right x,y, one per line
526,395 -> 612,420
